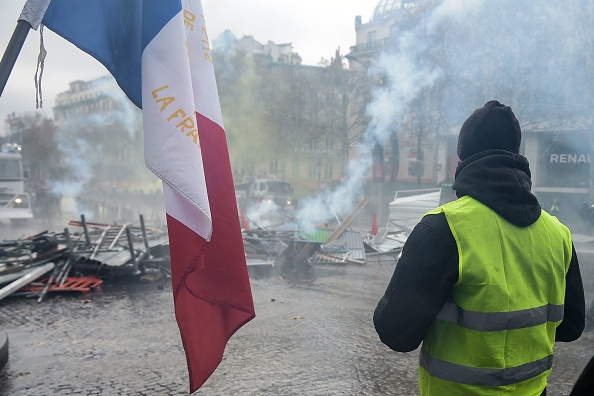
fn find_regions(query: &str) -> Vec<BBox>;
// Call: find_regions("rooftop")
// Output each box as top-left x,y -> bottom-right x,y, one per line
372,0 -> 422,22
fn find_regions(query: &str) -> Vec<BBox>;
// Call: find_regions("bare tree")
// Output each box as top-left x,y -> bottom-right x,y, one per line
3,112 -> 62,188
322,51 -> 370,165
214,50 -> 276,179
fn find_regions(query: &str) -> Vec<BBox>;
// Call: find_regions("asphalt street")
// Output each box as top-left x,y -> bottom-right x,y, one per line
0,218 -> 592,395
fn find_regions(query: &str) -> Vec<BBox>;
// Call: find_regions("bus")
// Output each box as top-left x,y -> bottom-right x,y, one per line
0,144 -> 33,222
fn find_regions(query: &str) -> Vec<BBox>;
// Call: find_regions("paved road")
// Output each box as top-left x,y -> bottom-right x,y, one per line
0,222 -> 592,395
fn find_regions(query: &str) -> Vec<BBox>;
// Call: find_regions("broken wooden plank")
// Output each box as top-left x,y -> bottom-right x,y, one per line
324,198 -> 369,245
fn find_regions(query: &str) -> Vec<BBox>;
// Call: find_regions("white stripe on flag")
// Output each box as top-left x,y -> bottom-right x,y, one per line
182,0 -> 224,126
141,10 -> 212,240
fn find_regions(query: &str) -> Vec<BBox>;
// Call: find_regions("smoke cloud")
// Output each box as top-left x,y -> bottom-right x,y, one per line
51,76 -> 162,221
295,0 -> 484,232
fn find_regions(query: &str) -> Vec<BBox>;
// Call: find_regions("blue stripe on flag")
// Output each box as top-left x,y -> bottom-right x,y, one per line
42,0 -> 182,108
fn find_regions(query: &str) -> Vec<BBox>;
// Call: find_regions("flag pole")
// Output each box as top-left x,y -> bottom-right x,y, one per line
0,19 -> 33,98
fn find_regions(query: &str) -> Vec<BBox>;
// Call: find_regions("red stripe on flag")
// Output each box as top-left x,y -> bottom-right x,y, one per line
167,112 -> 255,393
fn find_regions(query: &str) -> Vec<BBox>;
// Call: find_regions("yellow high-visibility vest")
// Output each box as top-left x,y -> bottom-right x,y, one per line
419,196 -> 572,395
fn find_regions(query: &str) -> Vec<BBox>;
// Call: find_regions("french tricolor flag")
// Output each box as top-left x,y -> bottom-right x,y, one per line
21,0 -> 256,392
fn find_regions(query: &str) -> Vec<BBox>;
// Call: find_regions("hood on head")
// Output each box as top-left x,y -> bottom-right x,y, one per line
457,100 -> 522,161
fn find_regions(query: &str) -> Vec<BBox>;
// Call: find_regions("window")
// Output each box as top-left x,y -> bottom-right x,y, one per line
0,158 -> 22,181
270,160 -> 278,174
308,162 -> 316,178
367,31 -> 377,49
389,24 -> 398,37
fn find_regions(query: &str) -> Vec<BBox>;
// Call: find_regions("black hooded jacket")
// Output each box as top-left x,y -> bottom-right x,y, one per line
373,149 -> 585,353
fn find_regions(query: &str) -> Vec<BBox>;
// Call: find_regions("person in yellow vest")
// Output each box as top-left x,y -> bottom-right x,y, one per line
549,198 -> 560,216
374,100 -> 585,396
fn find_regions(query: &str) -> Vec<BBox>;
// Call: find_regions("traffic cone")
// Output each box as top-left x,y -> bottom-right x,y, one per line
240,211 -> 250,231
371,213 -> 378,236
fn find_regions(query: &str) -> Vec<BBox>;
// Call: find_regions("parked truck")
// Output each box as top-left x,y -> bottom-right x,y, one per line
235,176 -> 294,209
0,144 -> 33,222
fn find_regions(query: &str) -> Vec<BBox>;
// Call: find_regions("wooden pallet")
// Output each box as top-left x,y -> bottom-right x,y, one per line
21,276 -> 103,293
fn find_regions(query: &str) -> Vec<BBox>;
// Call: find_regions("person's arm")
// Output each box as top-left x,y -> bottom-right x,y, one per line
555,243 -> 585,342
373,213 -> 458,352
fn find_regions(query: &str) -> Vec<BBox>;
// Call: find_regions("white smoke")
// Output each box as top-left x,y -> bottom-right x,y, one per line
51,75 -> 145,217
295,0 -> 484,233
245,200 -> 281,229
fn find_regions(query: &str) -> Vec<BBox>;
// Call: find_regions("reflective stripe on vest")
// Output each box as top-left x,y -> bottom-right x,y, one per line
420,350 -> 554,387
435,302 -> 564,332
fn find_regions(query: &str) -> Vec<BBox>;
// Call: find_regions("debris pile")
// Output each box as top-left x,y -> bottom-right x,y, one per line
0,214 -> 170,302
241,189 -> 446,282
0,188 -> 444,299
242,198 -> 391,284
363,188 -> 444,262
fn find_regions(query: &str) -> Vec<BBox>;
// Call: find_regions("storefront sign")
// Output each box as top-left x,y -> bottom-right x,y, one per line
538,132 -> 590,188
549,154 -> 590,164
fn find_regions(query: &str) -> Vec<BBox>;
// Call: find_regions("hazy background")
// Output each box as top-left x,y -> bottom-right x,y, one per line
0,0 -> 373,129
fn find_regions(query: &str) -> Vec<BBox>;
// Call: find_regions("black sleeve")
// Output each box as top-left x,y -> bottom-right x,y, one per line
555,243 -> 585,342
373,213 -> 459,352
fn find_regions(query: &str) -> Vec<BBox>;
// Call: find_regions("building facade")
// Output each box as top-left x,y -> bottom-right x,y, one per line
234,35 -> 302,65
53,76 -> 122,124
215,34 -> 349,197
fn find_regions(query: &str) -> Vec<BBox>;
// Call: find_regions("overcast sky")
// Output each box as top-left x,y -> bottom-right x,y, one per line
0,1 -> 375,132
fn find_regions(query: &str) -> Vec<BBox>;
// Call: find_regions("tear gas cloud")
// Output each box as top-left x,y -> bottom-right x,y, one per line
293,0 -> 594,232
245,200 -> 282,229
51,78 -> 163,222
296,0 -> 482,232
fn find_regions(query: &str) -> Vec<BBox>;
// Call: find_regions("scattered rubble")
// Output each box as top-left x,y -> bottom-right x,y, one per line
0,188 -> 444,301
242,189 -> 446,282
243,198 -> 396,284
0,214 -> 170,302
